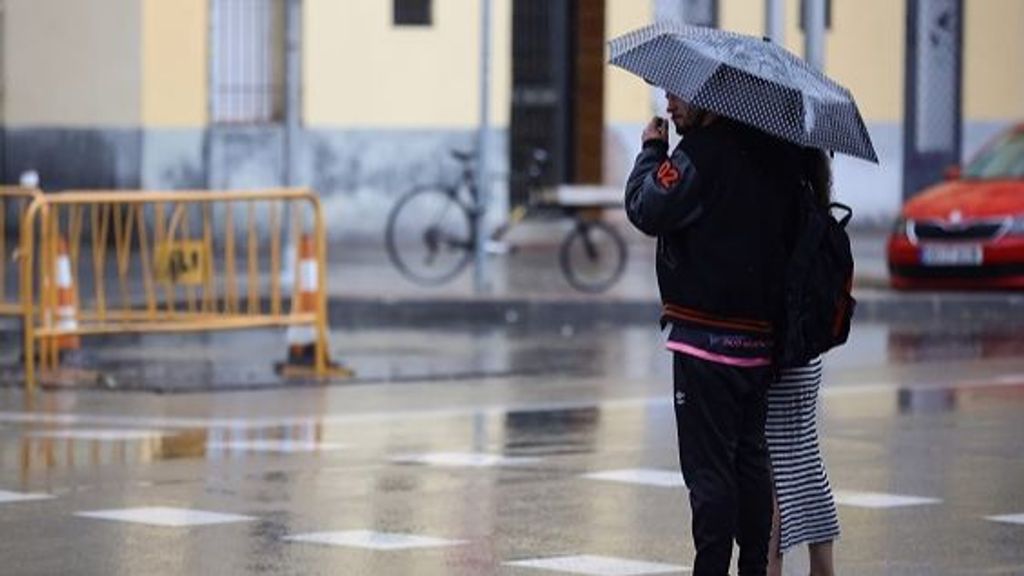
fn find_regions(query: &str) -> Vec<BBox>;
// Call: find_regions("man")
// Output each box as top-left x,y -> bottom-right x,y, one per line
625,92 -> 800,575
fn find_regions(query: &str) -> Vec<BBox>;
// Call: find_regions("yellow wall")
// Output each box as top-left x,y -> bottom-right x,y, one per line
719,0 -> 766,38
964,0 -> 1024,120
721,0 -> 1024,123
142,0 -> 207,127
824,0 -> 905,123
721,0 -> 904,122
5,0 -> 141,127
6,0 -> 1020,130
304,0 -> 511,128
604,0 -> 654,124
612,0 -> 906,124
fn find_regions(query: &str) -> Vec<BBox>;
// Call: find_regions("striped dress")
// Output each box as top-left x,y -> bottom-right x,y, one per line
766,357 -> 840,553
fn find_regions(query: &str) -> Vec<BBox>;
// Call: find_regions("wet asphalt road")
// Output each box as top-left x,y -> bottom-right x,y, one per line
1,319 -> 1023,575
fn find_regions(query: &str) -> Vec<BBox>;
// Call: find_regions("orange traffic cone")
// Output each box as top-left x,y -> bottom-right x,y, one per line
276,234 -> 350,377
54,237 -> 80,352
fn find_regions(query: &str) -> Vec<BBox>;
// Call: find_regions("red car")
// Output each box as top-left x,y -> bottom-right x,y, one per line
888,124 -> 1024,290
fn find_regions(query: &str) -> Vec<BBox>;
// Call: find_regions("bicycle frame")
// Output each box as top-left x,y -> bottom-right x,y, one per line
386,146 -> 627,292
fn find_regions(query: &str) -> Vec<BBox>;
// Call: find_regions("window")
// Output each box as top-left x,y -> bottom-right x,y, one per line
964,132 -> 1024,180
210,0 -> 285,124
394,0 -> 432,27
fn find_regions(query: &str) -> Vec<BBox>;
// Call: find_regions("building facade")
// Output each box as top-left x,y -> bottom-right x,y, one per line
2,0 -> 1023,239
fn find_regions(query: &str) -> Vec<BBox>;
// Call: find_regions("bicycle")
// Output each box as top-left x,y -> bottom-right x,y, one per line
384,149 -> 628,293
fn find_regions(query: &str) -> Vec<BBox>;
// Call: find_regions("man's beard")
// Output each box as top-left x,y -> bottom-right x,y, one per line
674,110 -> 709,135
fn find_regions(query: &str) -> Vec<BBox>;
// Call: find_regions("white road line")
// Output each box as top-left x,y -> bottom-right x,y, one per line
505,554 -> 688,575
75,507 -> 255,527
284,530 -> 466,550
582,469 -> 686,488
1,373 -> 1020,430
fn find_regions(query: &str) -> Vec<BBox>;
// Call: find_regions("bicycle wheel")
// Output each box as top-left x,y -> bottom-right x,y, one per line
385,186 -> 474,285
559,220 -> 628,293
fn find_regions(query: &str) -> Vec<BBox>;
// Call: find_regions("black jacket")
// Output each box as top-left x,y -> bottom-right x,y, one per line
625,119 -> 801,331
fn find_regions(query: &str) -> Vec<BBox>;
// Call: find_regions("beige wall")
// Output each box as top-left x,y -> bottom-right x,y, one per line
719,0 -> 766,38
824,0 -> 905,123
5,0 -> 1020,130
304,0 -> 511,128
721,0 -> 1024,123
142,0 -> 207,127
610,0 -> 907,124
721,0 -> 904,123
964,0 -> 1024,120
5,0 -> 141,127
604,0 -> 654,124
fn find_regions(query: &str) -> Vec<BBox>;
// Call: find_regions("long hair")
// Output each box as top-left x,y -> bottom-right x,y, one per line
802,148 -> 833,209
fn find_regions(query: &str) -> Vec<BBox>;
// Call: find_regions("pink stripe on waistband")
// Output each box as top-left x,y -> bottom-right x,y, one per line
665,340 -> 772,368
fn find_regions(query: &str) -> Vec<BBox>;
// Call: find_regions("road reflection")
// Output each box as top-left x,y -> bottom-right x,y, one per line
887,321 -> 1024,364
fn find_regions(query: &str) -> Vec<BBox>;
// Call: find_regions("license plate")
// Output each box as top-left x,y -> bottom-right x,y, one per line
920,244 -> 983,266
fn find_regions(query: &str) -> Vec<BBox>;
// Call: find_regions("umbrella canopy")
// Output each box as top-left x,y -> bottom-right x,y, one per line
609,22 -> 878,163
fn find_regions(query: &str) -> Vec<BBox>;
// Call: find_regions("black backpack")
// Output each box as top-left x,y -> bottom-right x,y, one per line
775,184 -> 856,368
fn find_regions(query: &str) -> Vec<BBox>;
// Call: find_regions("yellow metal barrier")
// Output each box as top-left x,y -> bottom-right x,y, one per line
19,188 -> 336,390
1,186 -> 41,317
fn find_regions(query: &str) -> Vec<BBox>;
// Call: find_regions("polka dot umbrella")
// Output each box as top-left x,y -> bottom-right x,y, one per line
609,22 -> 878,163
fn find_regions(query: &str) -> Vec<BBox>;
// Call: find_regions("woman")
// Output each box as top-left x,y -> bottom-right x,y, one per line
766,149 -> 840,576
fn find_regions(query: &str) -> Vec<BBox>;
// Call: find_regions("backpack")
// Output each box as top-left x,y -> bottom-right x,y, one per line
775,184 -> 856,368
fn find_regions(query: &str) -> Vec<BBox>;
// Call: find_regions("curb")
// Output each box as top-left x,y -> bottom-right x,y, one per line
327,290 -> 1024,328
3,290 -> 1021,336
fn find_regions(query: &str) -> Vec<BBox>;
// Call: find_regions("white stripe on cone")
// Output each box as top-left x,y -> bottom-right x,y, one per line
286,324 -> 316,346
57,257 -> 73,288
285,238 -> 320,353
300,260 -> 318,291
57,306 -> 78,330
288,252 -> 318,346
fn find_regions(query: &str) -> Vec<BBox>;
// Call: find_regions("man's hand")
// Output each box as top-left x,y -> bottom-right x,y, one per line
642,116 -> 669,144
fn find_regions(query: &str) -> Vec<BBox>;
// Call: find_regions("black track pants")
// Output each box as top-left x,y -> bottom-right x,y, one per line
672,353 -> 773,576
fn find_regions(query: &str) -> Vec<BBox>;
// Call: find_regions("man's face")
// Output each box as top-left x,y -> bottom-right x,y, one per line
666,92 -> 703,135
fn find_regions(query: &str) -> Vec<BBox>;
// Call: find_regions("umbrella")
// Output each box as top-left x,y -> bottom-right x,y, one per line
608,22 -> 878,163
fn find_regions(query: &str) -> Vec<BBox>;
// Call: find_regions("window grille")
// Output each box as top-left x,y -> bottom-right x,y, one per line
210,0 -> 285,124
0,0 -> 5,124
394,0 -> 432,27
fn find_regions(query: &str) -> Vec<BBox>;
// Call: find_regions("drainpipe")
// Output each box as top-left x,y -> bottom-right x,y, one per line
474,0 -> 493,294
765,0 -> 785,45
283,0 -> 301,187
804,0 -> 826,70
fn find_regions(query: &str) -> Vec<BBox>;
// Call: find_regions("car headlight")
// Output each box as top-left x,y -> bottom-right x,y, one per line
1008,215 -> 1024,236
891,216 -> 910,237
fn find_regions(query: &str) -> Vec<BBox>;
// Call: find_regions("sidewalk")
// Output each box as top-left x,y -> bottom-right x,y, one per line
4,223 -> 1022,333
4,224 -> 1023,392
330,218 -> 890,298
325,223 -> 1024,326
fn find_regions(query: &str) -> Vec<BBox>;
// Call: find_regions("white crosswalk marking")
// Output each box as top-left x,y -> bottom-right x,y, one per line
582,469 -> 685,488
75,507 -> 255,527
391,452 -> 539,467
506,554 -> 689,575
833,490 -> 941,509
28,428 -> 171,441
205,439 -> 346,453
0,490 -> 54,505
986,513 -> 1024,526
284,530 -> 465,550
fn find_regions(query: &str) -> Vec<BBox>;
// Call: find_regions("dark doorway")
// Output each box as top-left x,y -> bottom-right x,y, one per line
509,0 -> 605,205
